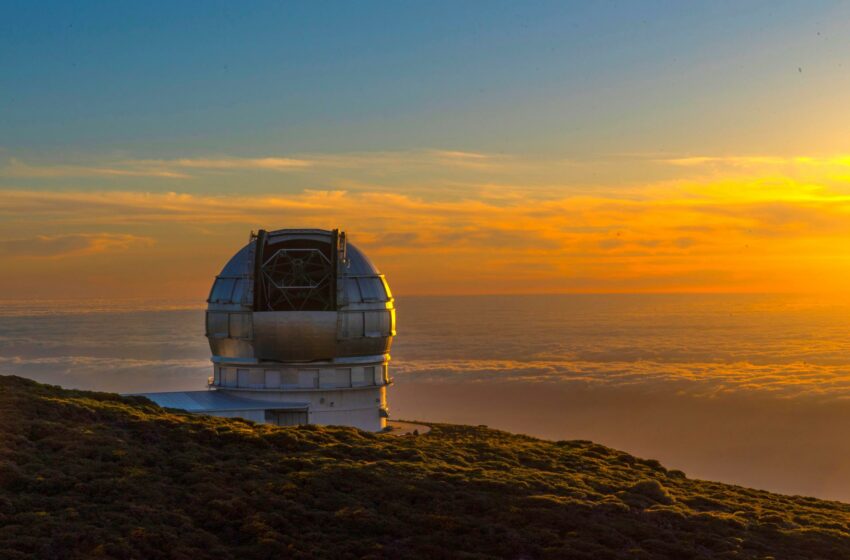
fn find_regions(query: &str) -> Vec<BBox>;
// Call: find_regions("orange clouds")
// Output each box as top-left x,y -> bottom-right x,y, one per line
0,233 -> 154,258
0,150 -> 502,182
1,150 -> 850,298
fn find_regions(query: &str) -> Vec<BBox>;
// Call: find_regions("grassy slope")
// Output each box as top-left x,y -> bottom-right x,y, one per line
0,376 -> 848,559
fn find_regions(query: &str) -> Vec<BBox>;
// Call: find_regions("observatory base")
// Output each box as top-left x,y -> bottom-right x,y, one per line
139,385 -> 388,432
189,228 -> 397,433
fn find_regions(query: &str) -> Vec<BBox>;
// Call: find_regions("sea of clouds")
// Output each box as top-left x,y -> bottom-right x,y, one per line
2,294 -> 849,500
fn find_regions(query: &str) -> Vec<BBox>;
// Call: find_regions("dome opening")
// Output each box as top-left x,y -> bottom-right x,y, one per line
256,235 -> 336,311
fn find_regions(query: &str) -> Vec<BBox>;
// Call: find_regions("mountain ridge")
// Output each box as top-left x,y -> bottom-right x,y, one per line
0,375 -> 848,559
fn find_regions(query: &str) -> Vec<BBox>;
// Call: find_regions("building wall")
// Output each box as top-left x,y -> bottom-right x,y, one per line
309,407 -> 383,432
207,359 -> 390,431
223,385 -> 387,432
305,385 -> 386,432
213,363 -> 390,391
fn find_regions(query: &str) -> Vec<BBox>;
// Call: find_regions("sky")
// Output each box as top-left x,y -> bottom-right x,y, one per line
2,0 -> 850,298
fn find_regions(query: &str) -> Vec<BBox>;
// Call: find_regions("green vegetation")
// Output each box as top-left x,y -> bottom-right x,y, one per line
0,375 -> 848,559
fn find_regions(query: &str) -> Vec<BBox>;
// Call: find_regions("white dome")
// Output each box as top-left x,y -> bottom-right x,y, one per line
205,228 -> 395,364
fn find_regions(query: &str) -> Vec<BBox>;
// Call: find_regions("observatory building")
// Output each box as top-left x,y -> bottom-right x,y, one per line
140,228 -> 395,432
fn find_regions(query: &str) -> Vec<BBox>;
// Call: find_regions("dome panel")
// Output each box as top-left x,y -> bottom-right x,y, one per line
346,244 -> 380,275
219,243 -> 252,277
206,228 -> 394,365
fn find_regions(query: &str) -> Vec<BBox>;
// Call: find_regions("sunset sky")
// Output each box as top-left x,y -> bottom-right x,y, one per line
2,1 -> 850,298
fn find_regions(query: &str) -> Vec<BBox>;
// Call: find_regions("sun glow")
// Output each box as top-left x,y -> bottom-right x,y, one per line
1,151 -> 849,298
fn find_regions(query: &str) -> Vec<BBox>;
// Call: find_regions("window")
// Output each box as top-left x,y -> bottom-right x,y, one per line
230,278 -> 248,304
210,278 -> 236,302
207,312 -> 254,340
229,313 -> 253,339
298,369 -> 318,389
344,278 -> 362,303
365,366 -> 378,385
213,368 -> 221,385
351,367 -> 370,387
357,277 -> 386,302
206,312 -> 229,337
265,370 -> 281,388
319,368 -> 336,388
281,370 -> 299,388
340,312 -> 364,338
336,368 -> 352,388
364,310 -> 390,337
320,368 -> 350,388
237,368 -> 251,388
223,368 -> 238,387
248,369 -> 264,388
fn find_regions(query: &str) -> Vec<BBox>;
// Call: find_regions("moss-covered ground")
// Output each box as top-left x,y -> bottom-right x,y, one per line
0,375 -> 848,559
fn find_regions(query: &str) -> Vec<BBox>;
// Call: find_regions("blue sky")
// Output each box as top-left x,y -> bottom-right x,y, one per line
3,1 -> 850,299
2,1 -> 844,158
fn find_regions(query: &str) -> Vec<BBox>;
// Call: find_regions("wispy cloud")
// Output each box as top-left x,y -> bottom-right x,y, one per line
430,150 -> 491,160
0,156 -> 313,180
0,233 -> 154,258
7,150 -> 850,185
0,150 -> 508,180
0,170 -> 848,281
155,156 -> 313,170
1,158 -> 191,179
659,155 -> 850,167
0,190 -> 341,226
3,150 -> 850,295
393,358 -> 850,400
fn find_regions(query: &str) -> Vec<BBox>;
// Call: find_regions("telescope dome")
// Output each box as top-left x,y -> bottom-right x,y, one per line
144,228 -> 395,432
205,228 -> 395,365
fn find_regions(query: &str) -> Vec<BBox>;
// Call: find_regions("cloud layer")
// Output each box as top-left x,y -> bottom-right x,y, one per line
2,149 -> 850,296
0,233 -> 154,258
392,358 -> 850,400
